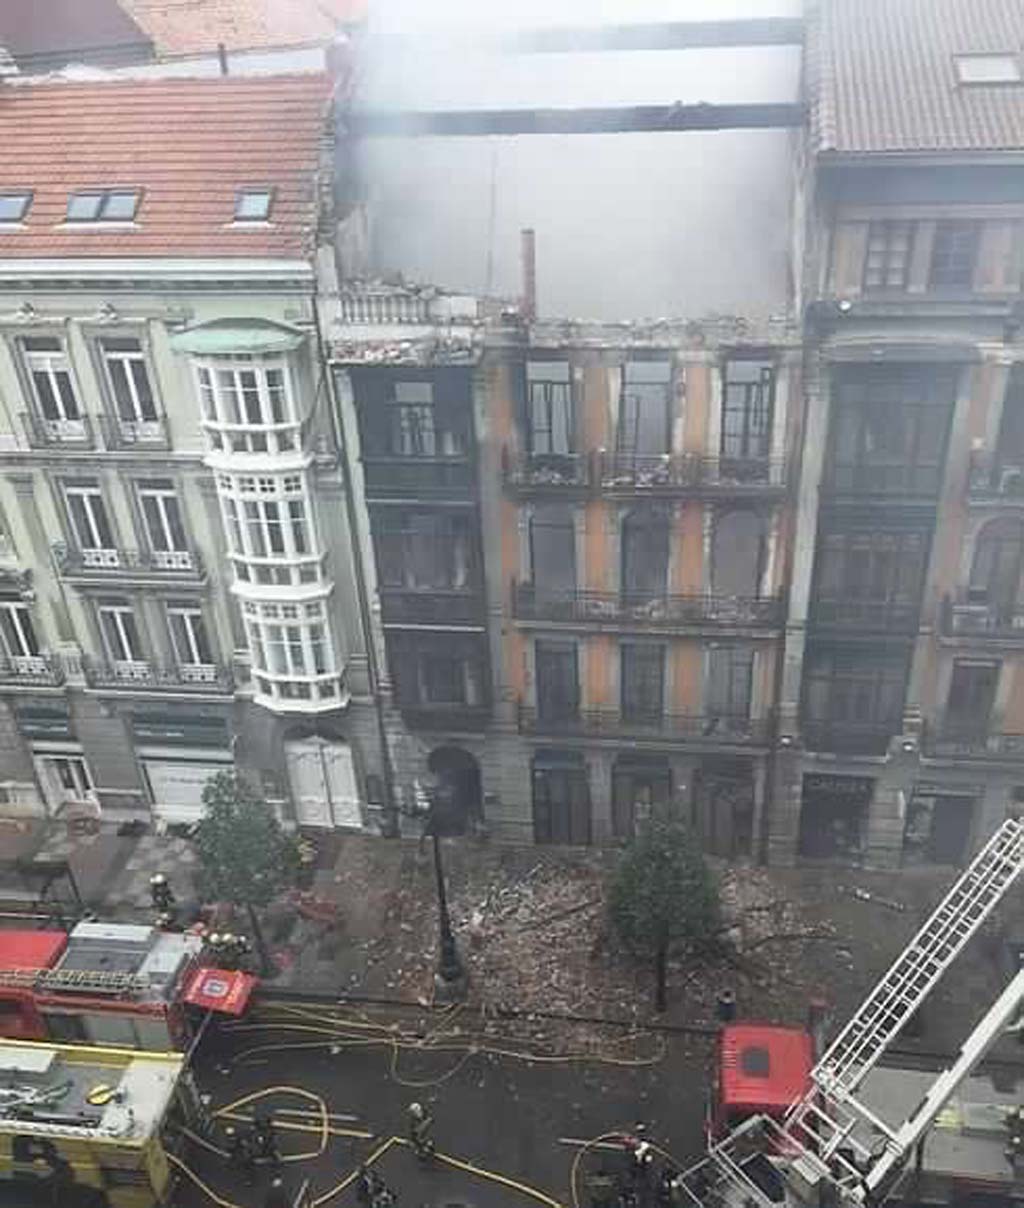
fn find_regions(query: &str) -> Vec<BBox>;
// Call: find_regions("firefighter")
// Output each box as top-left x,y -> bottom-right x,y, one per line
407,1101 -> 435,1160
253,1106 -> 282,1169
224,1125 -> 256,1183
149,873 -> 176,920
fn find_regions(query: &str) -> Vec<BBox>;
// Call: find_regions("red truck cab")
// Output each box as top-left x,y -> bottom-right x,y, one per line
712,1024 -> 814,1138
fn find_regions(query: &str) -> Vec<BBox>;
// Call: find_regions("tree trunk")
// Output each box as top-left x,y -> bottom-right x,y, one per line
246,903 -> 275,978
654,940 -> 668,1013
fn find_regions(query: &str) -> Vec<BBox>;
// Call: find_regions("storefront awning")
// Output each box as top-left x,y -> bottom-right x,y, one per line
183,967 -> 256,1016
169,318 -> 306,356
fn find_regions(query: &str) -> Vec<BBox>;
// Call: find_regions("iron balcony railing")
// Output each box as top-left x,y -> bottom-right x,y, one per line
822,462 -> 943,499
967,457 -> 1024,502
921,720 -> 1024,760
20,411 -> 94,448
82,656 -> 234,694
809,597 -> 921,633
97,412 -> 170,449
53,543 -> 204,579
361,455 -> 475,497
0,653 -> 66,687
380,588 -> 485,626
502,447 -> 787,495
801,719 -> 898,756
517,703 -> 773,745
512,582 -> 784,628
940,592 -> 1024,641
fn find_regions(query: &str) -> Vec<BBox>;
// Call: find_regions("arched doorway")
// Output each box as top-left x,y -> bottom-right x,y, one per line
970,516 -> 1024,620
427,746 -> 482,836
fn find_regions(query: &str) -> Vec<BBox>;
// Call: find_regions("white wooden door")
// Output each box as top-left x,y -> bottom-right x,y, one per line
285,739 -> 361,830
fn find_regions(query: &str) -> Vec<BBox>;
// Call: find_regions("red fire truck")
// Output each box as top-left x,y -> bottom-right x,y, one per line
0,920 -> 255,1050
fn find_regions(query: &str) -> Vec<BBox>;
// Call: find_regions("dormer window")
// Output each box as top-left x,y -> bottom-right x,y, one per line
66,190 -> 141,223
0,192 -> 32,223
234,188 -> 274,222
954,53 -> 1022,84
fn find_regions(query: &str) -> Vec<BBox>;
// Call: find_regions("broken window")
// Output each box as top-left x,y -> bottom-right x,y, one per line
902,792 -> 974,866
829,366 -> 956,495
711,510 -> 766,598
929,221 -> 979,289
814,528 -> 927,616
529,505 -> 575,597
798,774 -> 872,860
617,360 -> 672,457
707,646 -> 754,718
532,750 -> 591,844
388,381 -> 436,455
389,633 -> 487,711
863,221 -> 915,291
693,762 -> 754,858
526,361 -> 573,455
721,359 -> 774,462
621,508 -> 669,601
377,511 -> 473,590
621,643 -> 665,723
535,639 -> 579,722
945,659 -> 999,739
803,647 -> 908,751
970,517 -> 1024,618
612,755 -> 671,839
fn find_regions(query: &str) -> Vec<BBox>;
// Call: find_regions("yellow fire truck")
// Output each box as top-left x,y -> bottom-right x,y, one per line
0,1038 -> 197,1207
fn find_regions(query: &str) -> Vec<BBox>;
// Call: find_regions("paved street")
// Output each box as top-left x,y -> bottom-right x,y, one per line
177,1000 -> 712,1208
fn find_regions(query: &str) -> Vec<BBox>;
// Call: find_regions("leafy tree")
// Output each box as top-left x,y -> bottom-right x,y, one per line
609,814 -> 720,1012
194,771 -> 300,974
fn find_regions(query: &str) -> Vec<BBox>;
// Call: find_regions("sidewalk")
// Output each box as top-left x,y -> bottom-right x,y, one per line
4,820 -> 1022,1058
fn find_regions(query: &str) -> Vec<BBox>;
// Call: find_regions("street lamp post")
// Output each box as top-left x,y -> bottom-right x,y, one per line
413,777 -> 466,997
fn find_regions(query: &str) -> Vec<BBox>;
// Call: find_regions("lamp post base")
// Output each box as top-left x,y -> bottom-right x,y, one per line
434,964 -> 469,1002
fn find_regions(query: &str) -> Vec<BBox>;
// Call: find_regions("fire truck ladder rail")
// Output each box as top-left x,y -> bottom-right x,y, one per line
0,966 -> 149,996
805,817 -> 1024,1101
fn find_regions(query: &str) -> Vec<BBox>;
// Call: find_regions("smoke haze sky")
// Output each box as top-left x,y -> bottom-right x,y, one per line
359,0 -> 803,320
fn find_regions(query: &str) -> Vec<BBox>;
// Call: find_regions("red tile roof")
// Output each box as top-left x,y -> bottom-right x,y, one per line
811,0 -> 1024,155
0,74 -> 333,260
119,0 -> 364,56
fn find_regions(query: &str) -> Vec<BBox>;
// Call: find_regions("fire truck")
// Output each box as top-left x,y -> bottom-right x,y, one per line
0,921 -> 255,1051
0,1037 -> 198,1207
685,817 -> 1024,1208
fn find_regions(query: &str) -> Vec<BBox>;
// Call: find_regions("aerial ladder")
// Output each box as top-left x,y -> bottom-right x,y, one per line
681,815 -> 1024,1208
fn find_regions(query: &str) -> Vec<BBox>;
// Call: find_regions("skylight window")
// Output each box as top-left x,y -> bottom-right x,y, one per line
0,192 -> 32,223
234,188 -> 274,222
66,190 -> 141,223
954,53 -> 1022,84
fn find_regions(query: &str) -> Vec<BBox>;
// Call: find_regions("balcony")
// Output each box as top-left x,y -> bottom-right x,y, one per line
20,411 -> 93,448
0,653 -> 65,688
821,464 -> 942,503
517,704 -> 772,746
83,656 -> 234,695
361,455 -> 475,498
940,593 -> 1024,643
53,543 -> 205,585
801,719 -> 897,756
809,598 -> 921,635
502,448 -> 787,498
967,457 -> 1024,505
380,588 -> 485,627
922,721 -> 1024,761
98,412 -> 170,449
512,582 -> 784,631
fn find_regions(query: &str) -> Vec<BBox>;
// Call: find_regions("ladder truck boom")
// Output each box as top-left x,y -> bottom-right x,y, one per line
684,815 -> 1024,1208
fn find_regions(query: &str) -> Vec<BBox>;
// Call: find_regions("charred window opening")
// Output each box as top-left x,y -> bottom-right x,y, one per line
535,639 -> 579,722
617,360 -> 672,457
902,792 -> 975,867
798,774 -> 873,860
612,755 -> 671,840
389,633 -> 488,712
376,511 -> 475,591
621,507 -> 669,601
707,646 -> 754,719
722,359 -> 774,462
532,750 -> 591,845
802,647 -> 908,753
828,366 -> 956,496
712,510 -> 767,598
352,369 -> 473,462
944,660 -> 999,740
812,527 -> 928,622
529,505 -> 575,597
970,518 -> 1024,619
621,642 -> 665,723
